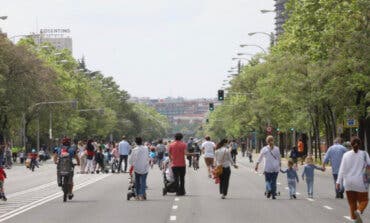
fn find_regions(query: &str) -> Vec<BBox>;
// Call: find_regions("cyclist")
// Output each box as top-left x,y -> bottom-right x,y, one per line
53,137 -> 80,200
29,149 -> 39,169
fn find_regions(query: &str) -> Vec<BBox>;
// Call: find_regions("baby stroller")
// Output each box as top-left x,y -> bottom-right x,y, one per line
127,166 -> 146,200
162,162 -> 177,196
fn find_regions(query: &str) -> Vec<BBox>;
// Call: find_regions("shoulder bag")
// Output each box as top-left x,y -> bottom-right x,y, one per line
363,151 -> 370,188
214,149 -> 227,178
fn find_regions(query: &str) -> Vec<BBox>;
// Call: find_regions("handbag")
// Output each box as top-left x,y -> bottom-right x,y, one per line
214,149 -> 227,178
363,152 -> 370,186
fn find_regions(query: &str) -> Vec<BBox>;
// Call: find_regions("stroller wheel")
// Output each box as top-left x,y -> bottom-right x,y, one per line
162,188 -> 167,196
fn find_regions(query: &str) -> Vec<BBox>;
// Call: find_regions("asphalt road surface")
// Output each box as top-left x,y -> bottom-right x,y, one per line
0,155 -> 368,223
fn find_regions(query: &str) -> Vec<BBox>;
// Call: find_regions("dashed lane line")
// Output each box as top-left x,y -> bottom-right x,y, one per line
306,198 -> 315,202
323,206 -> 333,210
174,197 -> 180,201
343,216 -> 352,221
172,205 -> 178,210
170,216 -> 177,221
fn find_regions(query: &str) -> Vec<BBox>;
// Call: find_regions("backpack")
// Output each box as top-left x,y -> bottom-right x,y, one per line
57,146 -> 73,176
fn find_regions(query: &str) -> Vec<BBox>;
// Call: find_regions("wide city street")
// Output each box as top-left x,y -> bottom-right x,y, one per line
0,155 -> 366,223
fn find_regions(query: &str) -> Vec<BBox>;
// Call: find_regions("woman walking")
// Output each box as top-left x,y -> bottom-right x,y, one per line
215,139 -> 238,199
78,141 -> 86,174
85,139 -> 95,174
337,136 -> 370,223
129,137 -> 150,200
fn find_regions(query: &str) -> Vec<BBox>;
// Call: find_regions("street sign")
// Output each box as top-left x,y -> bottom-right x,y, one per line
345,118 -> 358,127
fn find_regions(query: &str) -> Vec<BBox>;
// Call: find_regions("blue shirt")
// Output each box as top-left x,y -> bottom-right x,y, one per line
323,143 -> 347,174
281,168 -> 299,181
302,164 -> 323,180
118,140 -> 131,155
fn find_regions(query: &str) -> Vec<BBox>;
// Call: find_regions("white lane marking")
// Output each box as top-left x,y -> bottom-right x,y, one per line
258,173 -> 263,176
323,206 -> 333,210
170,215 -> 177,221
174,197 -> 180,201
306,198 -> 315,202
277,182 -> 281,185
344,216 -> 352,221
0,174 -> 110,222
296,192 -> 301,195
285,187 -> 289,190
172,205 -> 178,210
7,181 -> 56,198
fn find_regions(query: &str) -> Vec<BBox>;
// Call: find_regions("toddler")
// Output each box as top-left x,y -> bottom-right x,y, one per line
280,160 -> 299,199
302,156 -> 324,198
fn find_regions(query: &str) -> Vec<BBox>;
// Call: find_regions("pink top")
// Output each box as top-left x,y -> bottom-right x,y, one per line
111,148 -> 119,159
169,141 -> 187,167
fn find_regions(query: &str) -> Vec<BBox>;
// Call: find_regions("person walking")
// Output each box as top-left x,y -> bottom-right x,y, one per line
201,136 -> 216,178
169,133 -> 188,196
302,156 -> 324,198
280,160 -> 299,199
129,137 -> 149,201
230,140 -> 238,163
215,139 -> 238,199
85,139 -> 95,174
322,137 -> 348,199
118,136 -> 131,173
156,139 -> 166,170
337,136 -> 370,223
78,141 -> 87,174
186,138 -> 194,167
255,135 -> 281,199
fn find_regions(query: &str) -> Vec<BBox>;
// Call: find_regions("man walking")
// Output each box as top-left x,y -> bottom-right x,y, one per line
118,136 -> 131,173
169,133 -> 187,196
323,137 -> 347,198
255,135 -> 281,199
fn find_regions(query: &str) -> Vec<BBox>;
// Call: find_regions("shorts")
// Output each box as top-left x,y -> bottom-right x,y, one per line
204,157 -> 214,167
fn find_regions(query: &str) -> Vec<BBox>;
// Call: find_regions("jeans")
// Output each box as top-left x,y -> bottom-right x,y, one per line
288,179 -> 296,196
135,172 -> 148,196
265,172 -> 279,196
306,178 -> 314,196
333,174 -> 344,196
119,155 -> 128,172
220,167 -> 231,196
172,166 -> 186,195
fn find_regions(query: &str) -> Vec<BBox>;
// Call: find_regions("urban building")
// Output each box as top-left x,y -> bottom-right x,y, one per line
31,29 -> 73,53
131,97 -> 216,135
274,0 -> 288,38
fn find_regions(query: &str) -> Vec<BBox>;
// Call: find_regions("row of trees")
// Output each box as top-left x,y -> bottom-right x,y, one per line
0,35 -> 170,149
202,0 -> 370,157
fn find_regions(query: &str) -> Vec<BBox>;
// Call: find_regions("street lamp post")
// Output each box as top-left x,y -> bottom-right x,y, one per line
260,9 -> 275,14
22,99 -> 78,150
248,32 -> 275,47
240,44 -> 267,53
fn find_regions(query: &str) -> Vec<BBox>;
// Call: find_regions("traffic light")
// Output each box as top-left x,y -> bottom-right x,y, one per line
218,90 -> 224,101
209,103 -> 214,111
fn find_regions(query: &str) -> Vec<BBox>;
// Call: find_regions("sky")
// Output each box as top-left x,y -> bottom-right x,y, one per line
1,0 -> 275,99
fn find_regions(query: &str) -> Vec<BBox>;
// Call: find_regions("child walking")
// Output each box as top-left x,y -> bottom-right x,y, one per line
0,165 -> 7,201
280,160 -> 299,199
301,156 -> 324,198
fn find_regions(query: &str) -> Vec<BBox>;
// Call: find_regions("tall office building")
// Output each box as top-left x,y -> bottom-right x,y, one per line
32,29 -> 73,53
274,0 -> 288,38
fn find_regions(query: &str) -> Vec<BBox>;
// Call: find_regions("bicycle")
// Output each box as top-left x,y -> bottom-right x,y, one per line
192,153 -> 200,170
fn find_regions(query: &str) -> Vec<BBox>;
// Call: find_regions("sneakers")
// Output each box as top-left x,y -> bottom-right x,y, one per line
292,195 -> 297,199
2,196 -> 7,201
266,192 -> 271,198
68,193 -> 74,200
272,195 -> 276,200
221,195 -> 225,199
355,210 -> 363,223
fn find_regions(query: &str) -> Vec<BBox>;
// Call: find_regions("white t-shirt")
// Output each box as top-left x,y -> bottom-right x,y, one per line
201,141 -> 216,158
337,150 -> 370,192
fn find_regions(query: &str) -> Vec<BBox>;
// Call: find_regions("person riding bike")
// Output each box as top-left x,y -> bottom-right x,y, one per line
53,137 -> 80,200
29,149 -> 39,169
